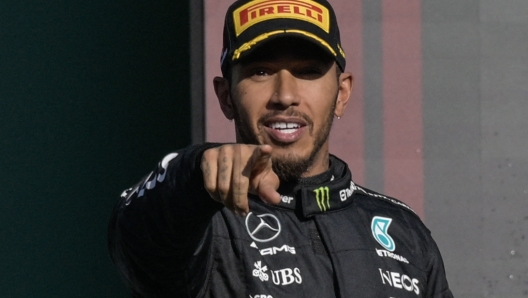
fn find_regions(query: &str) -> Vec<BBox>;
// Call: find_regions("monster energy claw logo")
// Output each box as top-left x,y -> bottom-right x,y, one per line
314,186 -> 330,212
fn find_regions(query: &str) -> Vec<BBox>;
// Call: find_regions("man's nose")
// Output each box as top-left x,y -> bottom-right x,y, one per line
269,70 -> 300,108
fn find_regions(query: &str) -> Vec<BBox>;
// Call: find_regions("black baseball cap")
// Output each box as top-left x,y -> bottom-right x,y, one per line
220,0 -> 346,76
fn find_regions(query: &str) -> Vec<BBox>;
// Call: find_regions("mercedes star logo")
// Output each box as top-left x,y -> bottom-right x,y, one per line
245,212 -> 282,243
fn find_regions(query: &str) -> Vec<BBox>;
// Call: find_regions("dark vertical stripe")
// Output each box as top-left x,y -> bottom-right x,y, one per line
382,0 -> 424,218
362,0 -> 385,191
190,0 -> 205,144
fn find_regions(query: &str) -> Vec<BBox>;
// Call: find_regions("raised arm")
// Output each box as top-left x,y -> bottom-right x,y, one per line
108,144 -> 223,297
108,143 -> 281,297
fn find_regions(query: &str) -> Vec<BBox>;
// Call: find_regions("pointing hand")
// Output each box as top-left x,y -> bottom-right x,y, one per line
201,144 -> 281,215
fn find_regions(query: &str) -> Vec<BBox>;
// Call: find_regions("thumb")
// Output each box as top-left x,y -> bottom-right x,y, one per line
256,174 -> 281,205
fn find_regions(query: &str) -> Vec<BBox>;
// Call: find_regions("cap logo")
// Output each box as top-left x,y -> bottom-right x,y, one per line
233,0 -> 330,37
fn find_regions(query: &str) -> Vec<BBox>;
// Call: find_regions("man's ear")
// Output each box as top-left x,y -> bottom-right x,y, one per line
334,71 -> 353,117
213,76 -> 235,120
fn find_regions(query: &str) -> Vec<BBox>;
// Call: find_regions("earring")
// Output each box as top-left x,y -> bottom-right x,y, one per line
336,116 -> 341,120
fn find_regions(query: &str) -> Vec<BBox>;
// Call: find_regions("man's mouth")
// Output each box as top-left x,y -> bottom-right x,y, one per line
263,119 -> 307,144
269,122 -> 302,134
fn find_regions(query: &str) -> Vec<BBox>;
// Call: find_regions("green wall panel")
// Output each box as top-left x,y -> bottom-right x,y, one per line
0,1 -> 191,296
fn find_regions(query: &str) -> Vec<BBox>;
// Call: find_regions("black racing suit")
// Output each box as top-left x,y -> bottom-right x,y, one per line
108,143 -> 454,298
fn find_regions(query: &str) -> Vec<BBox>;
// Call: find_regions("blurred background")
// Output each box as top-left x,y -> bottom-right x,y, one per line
1,0 -> 527,297
0,1 -> 190,296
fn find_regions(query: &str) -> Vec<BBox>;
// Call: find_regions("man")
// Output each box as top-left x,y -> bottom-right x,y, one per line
108,0 -> 453,297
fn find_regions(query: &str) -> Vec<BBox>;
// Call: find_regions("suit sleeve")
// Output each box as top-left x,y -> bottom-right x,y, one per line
425,233 -> 455,298
107,143 -> 223,297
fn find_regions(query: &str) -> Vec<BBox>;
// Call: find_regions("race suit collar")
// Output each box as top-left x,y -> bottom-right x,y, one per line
273,155 -> 357,217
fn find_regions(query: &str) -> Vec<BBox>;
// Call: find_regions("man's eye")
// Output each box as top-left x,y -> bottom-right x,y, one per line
296,67 -> 323,78
253,69 -> 268,76
299,67 -> 321,75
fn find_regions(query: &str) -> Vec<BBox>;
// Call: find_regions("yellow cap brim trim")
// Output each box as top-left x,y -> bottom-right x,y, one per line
232,29 -> 339,61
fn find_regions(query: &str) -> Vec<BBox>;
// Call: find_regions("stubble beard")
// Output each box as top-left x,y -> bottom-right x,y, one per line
232,95 -> 337,182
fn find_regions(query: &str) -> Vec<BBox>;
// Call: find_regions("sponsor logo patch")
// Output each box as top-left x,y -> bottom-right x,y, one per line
339,180 -> 356,202
357,186 -> 416,214
253,261 -> 269,281
376,248 -> 409,264
379,269 -> 420,295
271,267 -> 302,285
252,261 -> 303,286
233,0 -> 330,36
246,212 -> 282,243
124,153 -> 179,205
371,216 -> 395,252
314,186 -> 330,212
251,242 -> 296,256
281,195 -> 294,204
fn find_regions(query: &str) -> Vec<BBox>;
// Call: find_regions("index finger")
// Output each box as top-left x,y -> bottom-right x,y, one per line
244,145 -> 281,205
248,144 -> 273,172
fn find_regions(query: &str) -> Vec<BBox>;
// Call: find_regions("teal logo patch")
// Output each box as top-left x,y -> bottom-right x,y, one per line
371,216 -> 395,252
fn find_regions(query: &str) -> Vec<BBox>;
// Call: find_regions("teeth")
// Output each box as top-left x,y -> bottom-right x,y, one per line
287,123 -> 300,129
270,122 -> 300,130
282,129 -> 297,134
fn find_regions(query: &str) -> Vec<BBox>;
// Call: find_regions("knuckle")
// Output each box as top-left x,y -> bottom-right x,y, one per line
219,144 -> 233,155
232,191 -> 248,205
231,171 -> 243,185
217,183 -> 230,199
219,164 -> 229,175
232,191 -> 248,212
202,148 -> 216,161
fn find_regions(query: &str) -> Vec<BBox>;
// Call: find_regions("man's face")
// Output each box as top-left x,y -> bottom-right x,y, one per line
218,38 -> 351,180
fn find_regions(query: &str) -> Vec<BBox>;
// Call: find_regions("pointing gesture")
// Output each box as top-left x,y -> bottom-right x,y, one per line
201,144 -> 281,215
